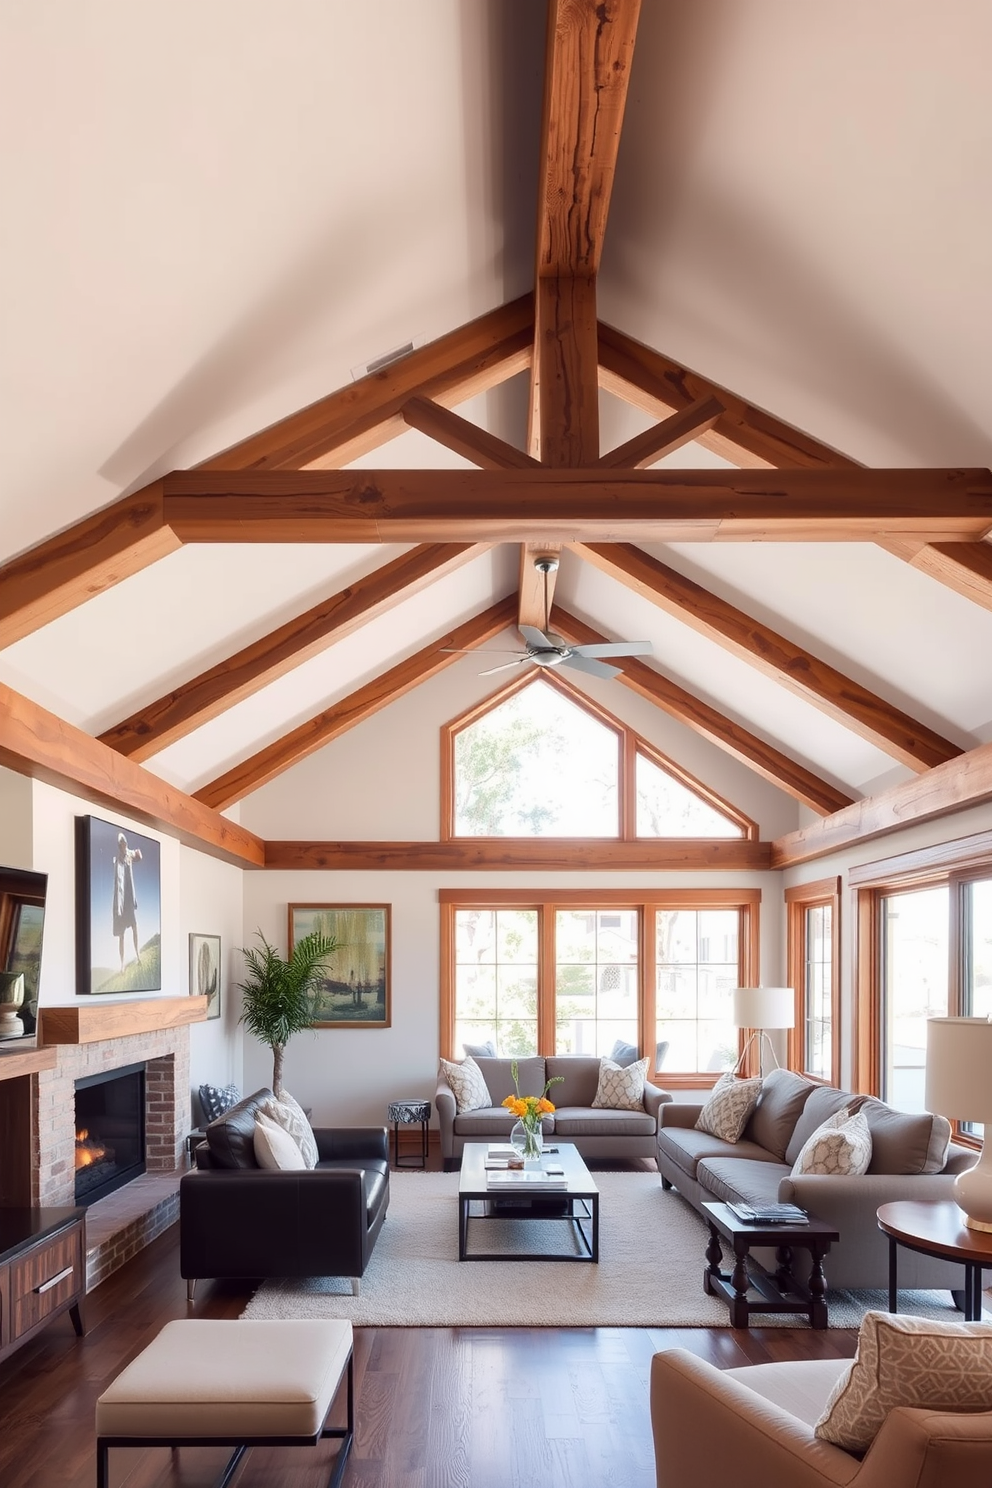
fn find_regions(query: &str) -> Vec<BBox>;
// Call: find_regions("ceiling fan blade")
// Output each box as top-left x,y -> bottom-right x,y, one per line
479,658 -> 531,676
571,640 -> 654,659
561,653 -> 622,680
519,624 -> 553,650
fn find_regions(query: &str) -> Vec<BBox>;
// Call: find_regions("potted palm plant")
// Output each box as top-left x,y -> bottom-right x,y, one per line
238,930 -> 338,1094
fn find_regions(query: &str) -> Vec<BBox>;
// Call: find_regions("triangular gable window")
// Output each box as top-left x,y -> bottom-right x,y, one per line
636,748 -> 745,839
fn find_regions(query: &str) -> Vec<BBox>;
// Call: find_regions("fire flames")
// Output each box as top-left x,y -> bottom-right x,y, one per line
75,1127 -> 109,1170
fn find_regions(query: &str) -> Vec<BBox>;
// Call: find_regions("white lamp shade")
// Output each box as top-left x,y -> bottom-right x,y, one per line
925,1016 -> 992,1124
733,986 -> 795,1030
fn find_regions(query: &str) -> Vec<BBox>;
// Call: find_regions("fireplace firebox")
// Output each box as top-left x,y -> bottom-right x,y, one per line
74,1062 -> 146,1205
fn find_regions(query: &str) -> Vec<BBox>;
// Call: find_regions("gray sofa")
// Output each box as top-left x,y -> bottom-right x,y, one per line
436,1054 -> 671,1168
657,1068 -> 977,1290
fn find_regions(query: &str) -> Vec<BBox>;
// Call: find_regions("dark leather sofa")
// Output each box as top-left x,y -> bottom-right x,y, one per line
180,1087 -> 389,1300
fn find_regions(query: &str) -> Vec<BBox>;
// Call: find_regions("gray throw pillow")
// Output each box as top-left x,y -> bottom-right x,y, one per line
463,1040 -> 496,1058
610,1039 -> 669,1070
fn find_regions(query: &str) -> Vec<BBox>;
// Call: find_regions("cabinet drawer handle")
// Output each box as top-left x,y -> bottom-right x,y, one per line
36,1265 -> 74,1295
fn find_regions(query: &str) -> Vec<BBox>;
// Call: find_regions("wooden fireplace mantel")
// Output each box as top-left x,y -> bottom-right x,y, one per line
0,1044 -> 58,1081
39,996 -> 208,1046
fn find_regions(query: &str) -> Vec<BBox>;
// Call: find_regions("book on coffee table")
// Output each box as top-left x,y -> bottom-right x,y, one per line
487,1145 -> 517,1159
486,1170 -> 568,1191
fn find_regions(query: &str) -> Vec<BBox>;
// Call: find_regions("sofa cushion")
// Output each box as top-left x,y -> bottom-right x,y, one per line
696,1156 -> 791,1208
695,1073 -> 763,1142
439,1055 -> 491,1113
860,1098 -> 952,1174
554,1107 -> 655,1137
658,1126 -> 783,1181
593,1057 -> 649,1111
785,1085 -> 866,1165
545,1056 -> 601,1108
258,1092 -> 318,1169
791,1108 -> 872,1177
814,1309 -> 992,1453
474,1056 -> 547,1105
206,1087 -> 275,1169
253,1113 -> 307,1170
744,1068 -> 817,1160
453,1107 -> 555,1136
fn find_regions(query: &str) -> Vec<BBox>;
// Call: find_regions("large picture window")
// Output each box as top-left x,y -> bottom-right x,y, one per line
441,889 -> 759,1085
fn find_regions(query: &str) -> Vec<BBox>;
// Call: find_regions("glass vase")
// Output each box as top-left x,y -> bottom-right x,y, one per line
510,1118 -> 543,1167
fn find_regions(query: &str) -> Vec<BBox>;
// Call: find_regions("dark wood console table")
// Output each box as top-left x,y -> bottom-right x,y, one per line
703,1201 -> 840,1328
0,1207 -> 86,1364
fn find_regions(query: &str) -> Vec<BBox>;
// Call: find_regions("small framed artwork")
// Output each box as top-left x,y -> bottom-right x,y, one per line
289,904 -> 391,1028
189,933 -> 222,1020
75,815 -> 162,996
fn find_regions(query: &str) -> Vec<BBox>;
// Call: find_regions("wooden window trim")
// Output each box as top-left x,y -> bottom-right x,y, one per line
785,877 -> 841,1087
439,888 -> 760,1084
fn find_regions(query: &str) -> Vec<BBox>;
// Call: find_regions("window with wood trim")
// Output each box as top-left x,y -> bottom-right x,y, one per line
441,672 -> 754,842
440,888 -> 760,1086
786,877 -> 840,1085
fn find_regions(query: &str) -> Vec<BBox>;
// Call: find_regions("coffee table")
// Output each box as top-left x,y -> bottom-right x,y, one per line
877,1200 -> 992,1320
702,1201 -> 840,1328
458,1142 -> 599,1262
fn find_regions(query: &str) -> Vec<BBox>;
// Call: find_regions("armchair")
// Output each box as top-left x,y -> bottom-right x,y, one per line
180,1088 -> 389,1300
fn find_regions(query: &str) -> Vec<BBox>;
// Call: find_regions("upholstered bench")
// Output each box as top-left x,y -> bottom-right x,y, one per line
95,1318 -> 354,1488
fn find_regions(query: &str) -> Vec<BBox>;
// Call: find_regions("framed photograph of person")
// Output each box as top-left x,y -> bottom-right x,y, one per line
288,904 -> 391,1028
189,933 -> 222,1020
75,816 -> 162,996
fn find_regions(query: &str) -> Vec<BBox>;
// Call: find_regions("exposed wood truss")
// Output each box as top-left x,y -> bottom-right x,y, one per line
599,396 -> 725,469
401,398 -> 539,470
552,608 -> 854,816
194,597 -> 518,811
573,542 -> 963,772
162,468 -> 992,544
98,543 -> 486,762
518,544 -> 563,630
0,681 -> 263,867
878,537 -> 992,616
264,839 -> 771,872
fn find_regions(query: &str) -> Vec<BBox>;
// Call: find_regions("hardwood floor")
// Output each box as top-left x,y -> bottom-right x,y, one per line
0,1216 -> 857,1488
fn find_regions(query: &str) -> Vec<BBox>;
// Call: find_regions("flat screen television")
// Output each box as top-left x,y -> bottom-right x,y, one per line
0,866 -> 48,1042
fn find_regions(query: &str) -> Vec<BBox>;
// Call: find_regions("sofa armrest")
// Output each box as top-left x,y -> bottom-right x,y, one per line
435,1076 -> 457,1157
779,1171 -> 960,1214
314,1126 -> 388,1163
643,1080 -> 673,1124
650,1351 -> 858,1488
658,1102 -> 703,1129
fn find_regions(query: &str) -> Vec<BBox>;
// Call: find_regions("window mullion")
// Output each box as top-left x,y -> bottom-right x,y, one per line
539,905 -> 557,1055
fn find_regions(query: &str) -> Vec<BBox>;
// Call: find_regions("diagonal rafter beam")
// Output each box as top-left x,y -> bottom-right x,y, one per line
552,607 -> 854,815
401,397 -> 539,469
878,537 -> 992,616
98,543 -> 486,762
574,541 -> 963,772
193,596 -> 518,811
599,395 -> 725,469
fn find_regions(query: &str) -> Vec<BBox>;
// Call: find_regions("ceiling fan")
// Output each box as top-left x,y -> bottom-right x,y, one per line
446,556 -> 653,680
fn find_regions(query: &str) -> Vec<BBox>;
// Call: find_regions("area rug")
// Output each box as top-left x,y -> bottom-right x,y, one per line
240,1171 -> 984,1329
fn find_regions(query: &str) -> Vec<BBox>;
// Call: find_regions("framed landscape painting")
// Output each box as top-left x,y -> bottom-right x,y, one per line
189,933 -> 222,1019
289,904 -> 391,1028
75,815 -> 162,996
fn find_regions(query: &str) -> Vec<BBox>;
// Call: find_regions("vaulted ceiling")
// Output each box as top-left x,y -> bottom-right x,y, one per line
3,1 -> 992,867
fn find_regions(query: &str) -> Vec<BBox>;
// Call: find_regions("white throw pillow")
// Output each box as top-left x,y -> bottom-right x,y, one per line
439,1055 -> 492,1113
258,1093 -> 318,1169
791,1107 -> 872,1177
253,1112 -> 307,1170
592,1056 -> 649,1111
694,1072 -> 763,1143
814,1310 -> 992,1452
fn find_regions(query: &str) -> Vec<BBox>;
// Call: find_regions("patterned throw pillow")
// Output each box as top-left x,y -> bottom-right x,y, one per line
814,1310 -> 992,1452
592,1057 -> 650,1111
791,1107 -> 872,1177
258,1092 -> 318,1168
253,1112 -> 307,1171
198,1083 -> 240,1123
439,1055 -> 492,1113
694,1072 -> 763,1143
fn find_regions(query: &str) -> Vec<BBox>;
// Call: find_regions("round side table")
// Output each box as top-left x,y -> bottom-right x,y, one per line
877,1199 -> 992,1320
387,1099 -> 431,1169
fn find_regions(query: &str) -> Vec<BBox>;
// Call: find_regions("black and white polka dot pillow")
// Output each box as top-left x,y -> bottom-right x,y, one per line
199,1083 -> 241,1123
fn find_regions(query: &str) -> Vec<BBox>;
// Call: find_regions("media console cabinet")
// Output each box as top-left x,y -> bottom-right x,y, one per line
0,1207 -> 86,1364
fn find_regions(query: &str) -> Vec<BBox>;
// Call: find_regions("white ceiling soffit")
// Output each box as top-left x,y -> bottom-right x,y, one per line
147,545 -> 519,794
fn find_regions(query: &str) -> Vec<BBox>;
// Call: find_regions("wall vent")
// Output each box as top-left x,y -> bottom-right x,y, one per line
352,338 -> 420,380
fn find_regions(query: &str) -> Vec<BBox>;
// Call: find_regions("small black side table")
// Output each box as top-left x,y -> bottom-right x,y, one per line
387,1099 -> 431,1168
702,1201 -> 840,1329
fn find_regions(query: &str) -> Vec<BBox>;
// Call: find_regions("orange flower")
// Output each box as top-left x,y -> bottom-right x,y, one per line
537,1097 -> 555,1113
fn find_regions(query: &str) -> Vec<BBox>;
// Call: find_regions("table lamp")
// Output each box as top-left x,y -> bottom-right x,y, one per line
0,971 -> 26,1039
925,1015 -> 992,1232
733,986 -> 795,1076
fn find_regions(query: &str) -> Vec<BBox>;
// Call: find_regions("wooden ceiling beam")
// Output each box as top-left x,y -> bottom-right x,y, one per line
530,273 -> 601,465
772,737 -> 992,869
0,484 -> 180,650
193,596 -> 518,810
552,607 -> 855,816
199,295 -> 534,473
574,542 -> 963,772
401,397 -> 539,469
264,839 -> 772,872
599,395 -> 726,469
98,543 -> 486,762
518,544 -> 562,630
161,467 -> 992,544
879,537 -> 992,615
0,680 -> 263,867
